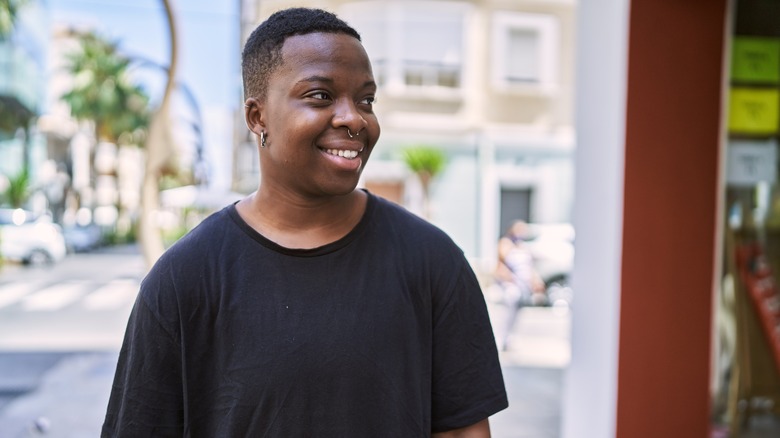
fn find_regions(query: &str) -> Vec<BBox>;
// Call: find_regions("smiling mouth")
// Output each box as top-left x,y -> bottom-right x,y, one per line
323,148 -> 362,159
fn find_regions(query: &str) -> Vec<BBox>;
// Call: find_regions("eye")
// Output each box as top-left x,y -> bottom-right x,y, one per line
308,91 -> 331,101
358,96 -> 376,108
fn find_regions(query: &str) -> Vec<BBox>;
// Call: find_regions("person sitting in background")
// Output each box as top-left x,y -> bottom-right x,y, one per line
495,220 -> 546,351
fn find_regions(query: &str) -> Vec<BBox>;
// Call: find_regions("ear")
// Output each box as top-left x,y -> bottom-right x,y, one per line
244,97 -> 265,136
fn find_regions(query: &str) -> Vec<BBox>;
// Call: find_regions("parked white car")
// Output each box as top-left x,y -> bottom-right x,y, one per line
525,223 -> 575,283
525,223 -> 575,306
0,208 -> 67,265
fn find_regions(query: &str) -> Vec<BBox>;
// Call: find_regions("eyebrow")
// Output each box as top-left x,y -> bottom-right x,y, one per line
296,75 -> 377,89
297,75 -> 333,85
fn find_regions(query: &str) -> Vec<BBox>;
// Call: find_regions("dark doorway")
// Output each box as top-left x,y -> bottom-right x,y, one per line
499,187 -> 532,237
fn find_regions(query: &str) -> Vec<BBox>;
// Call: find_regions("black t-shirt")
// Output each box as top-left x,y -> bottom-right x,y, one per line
103,193 -> 508,437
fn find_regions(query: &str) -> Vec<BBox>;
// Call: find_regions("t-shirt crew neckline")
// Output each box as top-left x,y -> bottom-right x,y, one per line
226,190 -> 376,257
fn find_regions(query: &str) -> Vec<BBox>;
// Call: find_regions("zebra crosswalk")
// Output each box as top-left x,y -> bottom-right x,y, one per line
81,279 -> 139,311
0,278 -> 140,313
0,281 -> 47,309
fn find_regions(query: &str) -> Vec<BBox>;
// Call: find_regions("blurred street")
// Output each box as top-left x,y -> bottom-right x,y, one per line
0,246 -> 570,437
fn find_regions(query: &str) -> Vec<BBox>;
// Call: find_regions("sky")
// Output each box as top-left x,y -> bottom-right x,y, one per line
48,0 -> 241,189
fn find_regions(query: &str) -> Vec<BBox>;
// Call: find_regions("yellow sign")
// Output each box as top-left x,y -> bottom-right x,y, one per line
731,37 -> 780,84
728,87 -> 779,135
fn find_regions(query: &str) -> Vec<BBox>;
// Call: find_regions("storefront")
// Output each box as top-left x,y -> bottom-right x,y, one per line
714,0 -> 780,435
563,0 -> 780,437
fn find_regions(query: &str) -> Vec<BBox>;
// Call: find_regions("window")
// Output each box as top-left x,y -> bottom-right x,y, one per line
341,1 -> 468,96
506,28 -> 540,83
492,12 -> 559,93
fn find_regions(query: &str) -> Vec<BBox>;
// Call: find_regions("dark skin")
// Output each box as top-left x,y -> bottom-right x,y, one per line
239,32 -> 491,437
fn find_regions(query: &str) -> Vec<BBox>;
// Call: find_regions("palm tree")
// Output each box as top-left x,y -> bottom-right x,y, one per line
61,1 -> 180,269
401,145 -> 446,219
60,30 -> 150,247
61,31 -> 150,144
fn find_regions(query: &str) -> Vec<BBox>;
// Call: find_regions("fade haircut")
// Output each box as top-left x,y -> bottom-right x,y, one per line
241,7 -> 362,101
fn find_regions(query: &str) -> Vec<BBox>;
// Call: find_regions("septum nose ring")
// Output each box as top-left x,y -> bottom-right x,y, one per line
347,128 -> 361,138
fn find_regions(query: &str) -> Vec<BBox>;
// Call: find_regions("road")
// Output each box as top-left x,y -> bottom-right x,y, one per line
0,245 -> 571,437
0,245 -> 145,351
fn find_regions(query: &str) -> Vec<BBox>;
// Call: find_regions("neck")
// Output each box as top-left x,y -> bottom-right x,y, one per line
236,187 -> 367,249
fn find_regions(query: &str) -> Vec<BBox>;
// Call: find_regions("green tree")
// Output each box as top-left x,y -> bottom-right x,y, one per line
2,169 -> 29,208
401,145 -> 446,219
60,30 -> 150,248
59,1 -> 180,269
61,31 -> 150,144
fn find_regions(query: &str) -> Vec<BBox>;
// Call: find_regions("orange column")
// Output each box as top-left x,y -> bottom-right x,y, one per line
616,0 -> 728,437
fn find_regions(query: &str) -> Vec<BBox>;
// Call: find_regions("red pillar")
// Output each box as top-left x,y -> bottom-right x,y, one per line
616,1 -> 728,436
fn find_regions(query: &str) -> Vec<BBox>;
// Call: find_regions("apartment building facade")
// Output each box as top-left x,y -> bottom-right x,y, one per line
235,0 -> 576,268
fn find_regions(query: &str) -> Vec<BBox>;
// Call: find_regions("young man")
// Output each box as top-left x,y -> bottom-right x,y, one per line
103,8 -> 507,437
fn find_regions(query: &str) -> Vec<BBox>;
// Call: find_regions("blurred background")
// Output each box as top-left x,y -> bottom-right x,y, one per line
1,0 -> 780,437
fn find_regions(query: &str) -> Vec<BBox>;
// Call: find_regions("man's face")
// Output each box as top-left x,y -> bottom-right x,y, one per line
256,32 -> 380,199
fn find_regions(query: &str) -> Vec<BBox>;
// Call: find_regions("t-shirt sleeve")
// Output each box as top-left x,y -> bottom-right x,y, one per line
102,267 -> 185,437
430,258 -> 509,432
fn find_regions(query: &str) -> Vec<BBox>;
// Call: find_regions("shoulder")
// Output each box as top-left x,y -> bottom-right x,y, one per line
136,206 -> 246,327
140,205 -> 240,298
366,193 -> 470,276
157,205 -> 238,265
369,193 -> 455,247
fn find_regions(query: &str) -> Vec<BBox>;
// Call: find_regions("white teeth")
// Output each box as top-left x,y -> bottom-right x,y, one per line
325,149 -> 358,159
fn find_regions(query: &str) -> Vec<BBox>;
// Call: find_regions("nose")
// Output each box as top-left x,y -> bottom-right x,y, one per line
332,98 -> 367,134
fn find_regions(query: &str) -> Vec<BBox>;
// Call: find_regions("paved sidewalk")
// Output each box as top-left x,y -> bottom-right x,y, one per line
487,295 -> 570,438
0,352 -> 115,438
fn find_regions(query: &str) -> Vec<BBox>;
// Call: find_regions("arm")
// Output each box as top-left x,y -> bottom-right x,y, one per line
102,283 -> 185,436
432,418 -> 491,438
494,237 -> 514,282
497,237 -> 513,265
430,256 -> 508,434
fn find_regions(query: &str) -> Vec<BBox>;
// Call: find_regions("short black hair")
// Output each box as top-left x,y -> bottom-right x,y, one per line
241,7 -> 362,101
